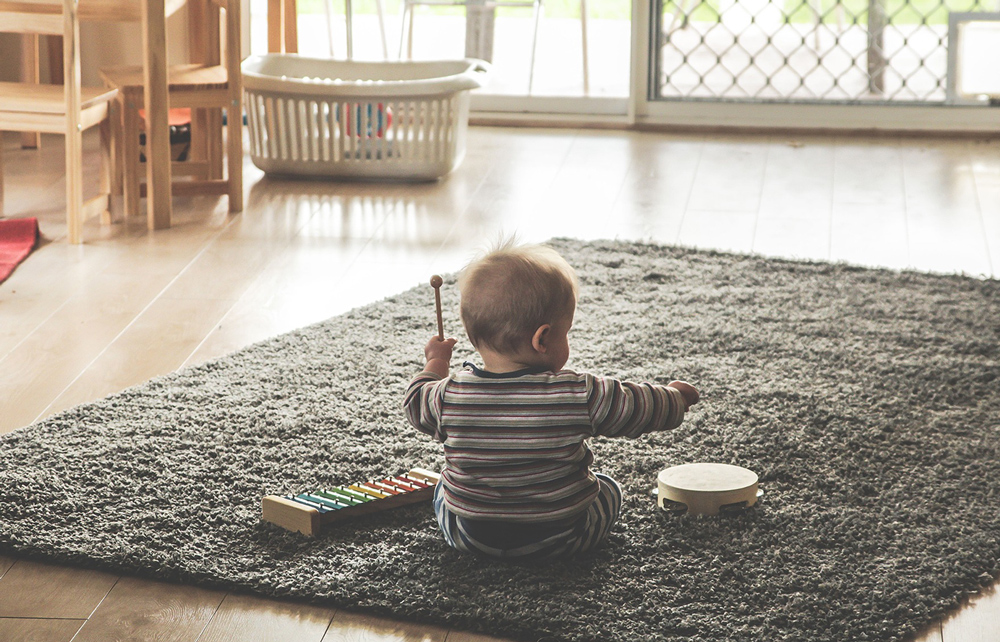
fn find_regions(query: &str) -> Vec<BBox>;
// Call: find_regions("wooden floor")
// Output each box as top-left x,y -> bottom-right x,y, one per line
1,126 -> 999,641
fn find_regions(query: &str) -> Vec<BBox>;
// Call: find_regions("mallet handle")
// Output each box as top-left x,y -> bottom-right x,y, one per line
430,275 -> 444,340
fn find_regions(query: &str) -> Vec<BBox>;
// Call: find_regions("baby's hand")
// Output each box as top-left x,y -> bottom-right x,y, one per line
425,336 -> 457,364
668,380 -> 700,408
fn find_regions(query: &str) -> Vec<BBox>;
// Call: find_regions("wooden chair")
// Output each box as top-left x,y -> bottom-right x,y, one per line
100,0 -> 243,220
0,0 -> 118,244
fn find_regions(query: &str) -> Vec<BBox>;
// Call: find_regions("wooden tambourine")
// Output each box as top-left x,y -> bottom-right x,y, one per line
655,463 -> 761,516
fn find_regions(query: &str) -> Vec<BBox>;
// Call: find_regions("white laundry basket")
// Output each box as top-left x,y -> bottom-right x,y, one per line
241,55 -> 489,181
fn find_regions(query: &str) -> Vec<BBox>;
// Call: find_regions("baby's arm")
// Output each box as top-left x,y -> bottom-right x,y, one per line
587,375 -> 698,438
402,335 -> 457,441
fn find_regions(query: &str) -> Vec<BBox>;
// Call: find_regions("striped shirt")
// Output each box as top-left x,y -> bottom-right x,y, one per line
404,363 -> 688,522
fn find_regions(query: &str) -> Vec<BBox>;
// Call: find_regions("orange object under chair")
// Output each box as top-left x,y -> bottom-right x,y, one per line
99,0 -> 243,222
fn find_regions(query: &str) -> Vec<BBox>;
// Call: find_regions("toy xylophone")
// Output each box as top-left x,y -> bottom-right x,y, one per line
261,468 -> 440,536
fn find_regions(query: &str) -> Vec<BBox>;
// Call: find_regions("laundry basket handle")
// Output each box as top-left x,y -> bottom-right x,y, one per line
469,59 -> 492,76
454,58 -> 491,91
242,55 -> 491,97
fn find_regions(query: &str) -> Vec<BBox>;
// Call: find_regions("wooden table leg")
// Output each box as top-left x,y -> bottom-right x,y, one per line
141,0 -> 172,230
268,0 -> 281,52
268,0 -> 297,53
283,0 -> 298,53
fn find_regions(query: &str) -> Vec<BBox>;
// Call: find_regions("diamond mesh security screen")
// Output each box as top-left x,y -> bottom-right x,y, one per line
654,0 -> 997,102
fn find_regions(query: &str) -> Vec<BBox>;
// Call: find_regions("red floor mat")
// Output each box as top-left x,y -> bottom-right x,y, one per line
0,217 -> 40,285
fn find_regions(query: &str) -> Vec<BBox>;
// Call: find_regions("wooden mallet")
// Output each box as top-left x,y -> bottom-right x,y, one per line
430,275 -> 444,340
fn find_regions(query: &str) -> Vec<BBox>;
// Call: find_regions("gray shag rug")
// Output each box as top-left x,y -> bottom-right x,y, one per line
2,238 -> 1000,642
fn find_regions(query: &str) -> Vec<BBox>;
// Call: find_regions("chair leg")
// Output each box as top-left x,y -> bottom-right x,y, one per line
20,34 -> 41,150
209,109 -> 224,180
65,125 -> 85,245
226,107 -> 244,213
108,96 -> 123,197
189,108 -> 210,179
122,96 -> 141,220
99,116 -> 113,225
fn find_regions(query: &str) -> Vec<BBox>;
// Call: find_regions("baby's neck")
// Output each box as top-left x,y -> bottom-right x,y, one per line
478,346 -> 540,374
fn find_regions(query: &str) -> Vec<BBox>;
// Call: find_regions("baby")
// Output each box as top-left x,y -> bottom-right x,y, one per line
403,239 -> 699,560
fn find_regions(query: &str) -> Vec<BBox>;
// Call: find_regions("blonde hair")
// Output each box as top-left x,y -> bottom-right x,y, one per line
459,238 -> 578,354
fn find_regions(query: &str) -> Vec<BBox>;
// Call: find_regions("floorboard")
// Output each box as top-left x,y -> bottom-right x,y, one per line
0,618 -> 85,642
195,593 -> 336,642
72,576 -> 225,642
0,559 -> 118,619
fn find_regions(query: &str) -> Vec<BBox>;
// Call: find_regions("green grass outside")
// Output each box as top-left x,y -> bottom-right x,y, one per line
297,0 -> 988,26
674,0 -> 988,26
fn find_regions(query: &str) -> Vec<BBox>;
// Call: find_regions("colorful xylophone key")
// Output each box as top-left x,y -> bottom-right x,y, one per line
261,468 -> 440,536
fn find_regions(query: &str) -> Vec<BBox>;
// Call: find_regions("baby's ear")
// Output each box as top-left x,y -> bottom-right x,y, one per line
531,324 -> 551,354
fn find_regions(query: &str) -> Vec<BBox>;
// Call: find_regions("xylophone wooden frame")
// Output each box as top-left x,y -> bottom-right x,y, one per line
262,468 -> 440,536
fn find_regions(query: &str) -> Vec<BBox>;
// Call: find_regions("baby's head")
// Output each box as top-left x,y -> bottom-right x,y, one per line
459,239 -> 578,365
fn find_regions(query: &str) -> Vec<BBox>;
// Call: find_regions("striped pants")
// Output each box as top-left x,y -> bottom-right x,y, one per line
433,474 -> 624,560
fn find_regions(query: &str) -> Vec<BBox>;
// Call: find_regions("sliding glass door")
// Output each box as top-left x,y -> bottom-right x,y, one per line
247,0 -> 631,114
246,0 -> 999,128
